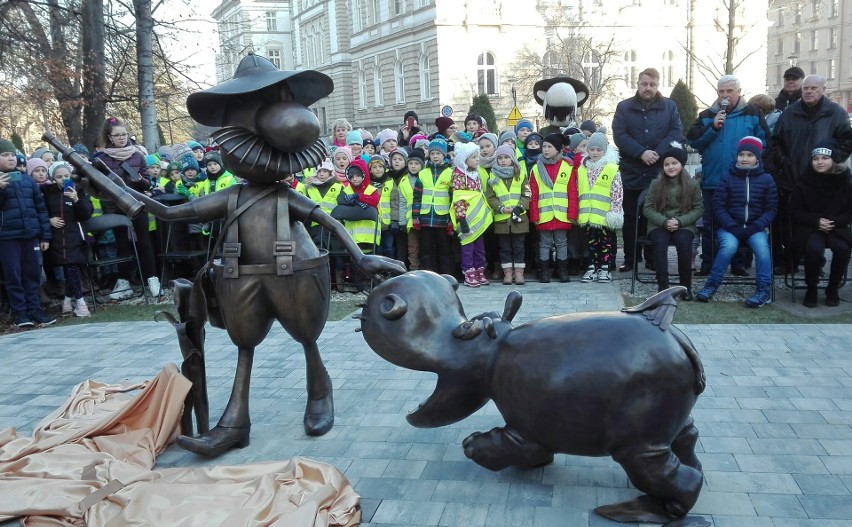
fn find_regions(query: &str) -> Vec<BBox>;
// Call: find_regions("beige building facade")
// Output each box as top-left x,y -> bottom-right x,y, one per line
767,0 -> 852,114
211,0 -> 771,137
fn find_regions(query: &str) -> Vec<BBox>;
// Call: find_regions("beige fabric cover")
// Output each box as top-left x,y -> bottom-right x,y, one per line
0,364 -> 360,527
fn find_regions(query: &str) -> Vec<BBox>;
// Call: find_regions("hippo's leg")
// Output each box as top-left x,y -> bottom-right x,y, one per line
671,418 -> 702,472
462,425 -> 554,471
175,346 -> 255,456
302,340 -> 334,436
608,444 -> 704,519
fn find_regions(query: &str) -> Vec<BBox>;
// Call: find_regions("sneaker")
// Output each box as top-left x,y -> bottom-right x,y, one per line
73,298 -> 91,317
109,279 -> 133,301
14,311 -> 34,328
581,266 -> 599,283
745,288 -> 772,308
695,286 -> 714,303
147,276 -> 161,297
28,308 -> 56,327
597,269 -> 612,283
62,297 -> 73,315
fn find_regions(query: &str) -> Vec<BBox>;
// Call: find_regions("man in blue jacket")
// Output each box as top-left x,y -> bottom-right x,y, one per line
0,138 -> 55,328
613,67 -> 683,272
687,74 -> 769,276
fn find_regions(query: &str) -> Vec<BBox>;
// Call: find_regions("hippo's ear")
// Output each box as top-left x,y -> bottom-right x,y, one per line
441,274 -> 459,290
379,293 -> 407,320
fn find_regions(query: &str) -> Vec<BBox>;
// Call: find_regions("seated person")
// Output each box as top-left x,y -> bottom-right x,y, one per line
789,139 -> 852,308
696,137 -> 777,307
642,143 -> 703,299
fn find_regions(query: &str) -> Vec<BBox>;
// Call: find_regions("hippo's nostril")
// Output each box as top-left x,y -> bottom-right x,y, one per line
255,101 -> 320,152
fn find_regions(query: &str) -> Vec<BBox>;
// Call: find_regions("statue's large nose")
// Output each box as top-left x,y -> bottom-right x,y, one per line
255,101 -> 320,152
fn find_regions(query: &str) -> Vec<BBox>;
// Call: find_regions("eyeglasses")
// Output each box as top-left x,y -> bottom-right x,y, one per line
110,133 -> 129,138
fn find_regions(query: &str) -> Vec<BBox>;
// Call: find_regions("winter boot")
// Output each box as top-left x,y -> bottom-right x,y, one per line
555,260 -> 571,283
464,268 -> 480,288
745,282 -> 772,308
73,298 -> 91,317
476,267 -> 490,286
696,280 -> 721,303
513,266 -> 526,286
825,282 -> 840,307
539,263 -> 552,284
62,297 -> 73,315
502,267 -> 513,285
803,286 -> 818,308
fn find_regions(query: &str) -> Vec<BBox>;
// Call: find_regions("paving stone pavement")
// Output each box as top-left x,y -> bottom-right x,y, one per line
1,278 -> 851,527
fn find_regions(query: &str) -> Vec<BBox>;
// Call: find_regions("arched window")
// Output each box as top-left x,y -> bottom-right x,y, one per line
661,50 -> 675,86
394,60 -> 405,103
358,68 -> 367,108
542,50 -> 561,77
353,0 -> 363,32
582,49 -> 601,89
623,50 -> 638,83
477,52 -> 497,96
304,28 -> 313,66
374,63 -> 384,106
420,54 -> 431,100
314,24 -> 323,65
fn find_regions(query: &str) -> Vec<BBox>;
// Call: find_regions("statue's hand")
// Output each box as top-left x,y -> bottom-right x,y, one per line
353,254 -> 406,282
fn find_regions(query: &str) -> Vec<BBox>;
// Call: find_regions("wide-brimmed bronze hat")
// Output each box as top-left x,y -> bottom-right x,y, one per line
533,76 -> 589,107
187,54 -> 334,126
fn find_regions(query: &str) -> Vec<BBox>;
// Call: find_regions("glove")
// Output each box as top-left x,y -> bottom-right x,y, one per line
511,206 -> 524,224
412,218 -> 421,231
343,193 -> 358,204
459,217 -> 470,234
728,225 -> 747,241
357,200 -> 367,209
446,223 -> 455,235
745,224 -> 762,238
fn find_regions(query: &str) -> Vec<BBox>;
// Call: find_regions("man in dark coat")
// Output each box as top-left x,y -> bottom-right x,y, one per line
774,66 -> 804,111
765,74 -> 852,269
612,67 -> 682,272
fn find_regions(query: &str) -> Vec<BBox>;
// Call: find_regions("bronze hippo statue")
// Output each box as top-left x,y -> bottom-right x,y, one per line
358,270 -> 708,526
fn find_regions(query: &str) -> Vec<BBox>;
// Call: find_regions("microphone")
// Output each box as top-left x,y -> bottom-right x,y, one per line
719,98 -> 729,114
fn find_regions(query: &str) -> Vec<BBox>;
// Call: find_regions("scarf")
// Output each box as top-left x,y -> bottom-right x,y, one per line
535,155 -> 560,189
102,145 -> 140,162
466,167 -> 481,181
491,165 -> 515,180
478,152 -> 497,169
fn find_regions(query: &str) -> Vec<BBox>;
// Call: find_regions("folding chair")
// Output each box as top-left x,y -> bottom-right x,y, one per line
154,194 -> 208,297
83,214 -> 150,311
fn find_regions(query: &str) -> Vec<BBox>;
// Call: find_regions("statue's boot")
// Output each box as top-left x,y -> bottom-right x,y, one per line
175,425 -> 250,457
304,389 -> 334,436
303,342 -> 334,436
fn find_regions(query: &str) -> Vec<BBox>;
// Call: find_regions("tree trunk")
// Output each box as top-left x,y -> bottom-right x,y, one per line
135,0 -> 158,152
81,0 -> 107,150
725,0 -> 736,75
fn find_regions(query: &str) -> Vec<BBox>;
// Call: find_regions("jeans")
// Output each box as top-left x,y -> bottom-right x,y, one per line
498,233 -> 526,267
709,228 -> 772,286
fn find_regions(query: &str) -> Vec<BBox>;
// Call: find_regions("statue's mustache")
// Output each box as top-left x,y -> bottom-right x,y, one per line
211,126 -> 327,176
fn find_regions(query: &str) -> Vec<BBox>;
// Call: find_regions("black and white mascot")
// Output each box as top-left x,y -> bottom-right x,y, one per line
534,76 -> 589,137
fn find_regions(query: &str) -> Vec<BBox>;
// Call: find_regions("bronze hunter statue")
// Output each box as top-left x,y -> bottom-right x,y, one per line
47,54 -> 405,457
359,271 -> 709,526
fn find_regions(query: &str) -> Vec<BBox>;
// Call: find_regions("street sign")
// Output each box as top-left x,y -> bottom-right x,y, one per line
507,106 -> 523,127
441,105 -> 453,117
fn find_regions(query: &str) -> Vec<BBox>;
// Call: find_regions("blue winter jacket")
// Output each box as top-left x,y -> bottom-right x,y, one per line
712,160 -> 778,232
612,94 -> 683,190
687,98 -> 769,190
0,171 -> 52,241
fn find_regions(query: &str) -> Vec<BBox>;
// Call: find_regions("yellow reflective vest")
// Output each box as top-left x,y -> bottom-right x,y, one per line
451,187 -> 493,245
578,163 -> 618,227
418,166 -> 453,216
396,175 -> 416,230
377,180 -> 394,227
306,182 -> 343,226
341,185 -> 381,245
531,160 -> 571,224
488,176 -> 525,222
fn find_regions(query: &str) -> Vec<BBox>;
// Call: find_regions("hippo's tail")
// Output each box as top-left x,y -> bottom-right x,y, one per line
669,325 -> 706,396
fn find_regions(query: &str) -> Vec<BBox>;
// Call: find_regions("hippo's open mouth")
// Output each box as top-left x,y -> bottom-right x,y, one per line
211,126 -> 327,176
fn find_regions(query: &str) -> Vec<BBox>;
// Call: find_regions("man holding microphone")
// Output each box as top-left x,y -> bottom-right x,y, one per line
687,74 -> 769,276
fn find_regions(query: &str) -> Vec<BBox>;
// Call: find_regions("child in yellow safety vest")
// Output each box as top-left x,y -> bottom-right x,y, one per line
486,144 -> 531,285
578,132 -> 624,284
399,149 -> 424,270
451,142 -> 493,287
413,138 -> 455,275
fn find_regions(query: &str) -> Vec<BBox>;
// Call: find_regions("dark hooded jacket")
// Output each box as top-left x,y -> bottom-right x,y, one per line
789,163 -> 852,254
41,182 -> 94,266
0,172 -> 52,241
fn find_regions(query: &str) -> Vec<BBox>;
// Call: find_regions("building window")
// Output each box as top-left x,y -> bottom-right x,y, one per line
267,49 -> 282,69
358,69 -> 367,108
353,0 -> 363,32
623,49 -> 638,83
776,36 -> 783,55
795,5 -> 801,24
828,58 -> 836,79
371,0 -> 380,24
660,50 -> 675,86
811,29 -> 818,50
314,24 -> 324,64
477,52 -> 498,96
374,64 -> 383,106
265,11 -> 277,31
831,0 -> 839,17
830,27 -> 837,48
777,11 -> 784,26
583,49 -> 602,88
794,32 -> 801,54
394,61 -> 405,103
543,50 -> 561,77
393,0 -> 404,16
420,54 -> 432,100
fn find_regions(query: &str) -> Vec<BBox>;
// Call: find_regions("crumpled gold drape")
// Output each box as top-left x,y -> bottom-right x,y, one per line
0,364 -> 360,527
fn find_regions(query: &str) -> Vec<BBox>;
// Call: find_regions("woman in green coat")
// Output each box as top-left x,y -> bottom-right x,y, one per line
642,143 -> 703,299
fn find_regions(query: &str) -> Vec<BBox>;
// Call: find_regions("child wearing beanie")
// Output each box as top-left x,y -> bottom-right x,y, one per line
789,138 -> 852,307
578,132 -> 624,284
332,146 -> 353,183
642,142 -> 704,300
486,144 -> 531,285
305,158 -> 343,245
337,158 -> 381,291
0,138 -> 56,327
528,133 -> 578,283
413,137 -> 455,275
696,136 -> 777,307
378,148 -> 409,263
397,148 -> 425,270
451,142 -> 493,286
376,129 -> 398,158
347,130 -> 364,157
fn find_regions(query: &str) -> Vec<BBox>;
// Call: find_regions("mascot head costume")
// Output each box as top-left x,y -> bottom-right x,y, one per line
533,76 -> 589,135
